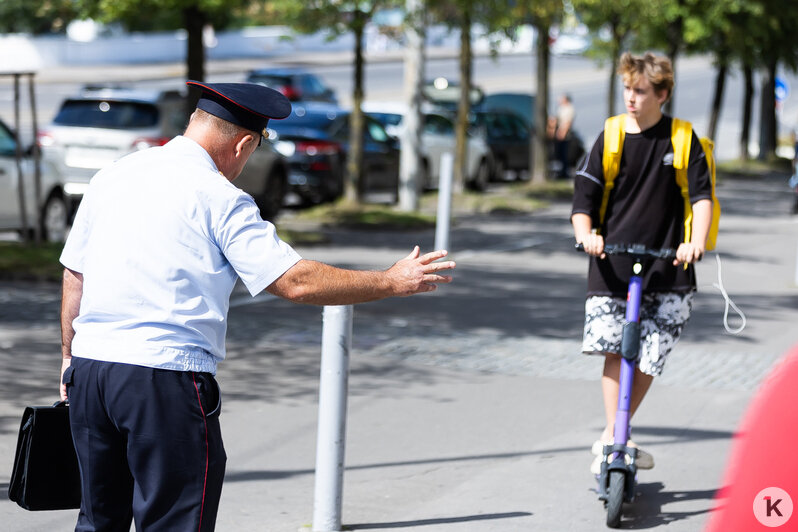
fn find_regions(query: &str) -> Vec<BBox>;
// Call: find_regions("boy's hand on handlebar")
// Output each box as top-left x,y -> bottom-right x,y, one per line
578,233 -> 606,259
674,242 -> 704,266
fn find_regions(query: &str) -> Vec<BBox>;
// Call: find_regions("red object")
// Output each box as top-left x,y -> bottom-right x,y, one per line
296,140 -> 339,156
704,346 -> 798,530
278,85 -> 301,101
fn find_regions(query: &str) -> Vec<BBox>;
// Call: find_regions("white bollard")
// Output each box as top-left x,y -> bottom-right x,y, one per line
435,152 -> 454,252
312,305 -> 354,532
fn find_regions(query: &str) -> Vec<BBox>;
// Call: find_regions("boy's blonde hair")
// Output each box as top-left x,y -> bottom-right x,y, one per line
617,52 -> 674,101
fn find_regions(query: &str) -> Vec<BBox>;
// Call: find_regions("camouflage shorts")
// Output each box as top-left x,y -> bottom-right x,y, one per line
582,292 -> 694,377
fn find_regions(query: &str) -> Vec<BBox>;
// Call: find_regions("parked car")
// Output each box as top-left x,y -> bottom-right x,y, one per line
477,92 -> 586,179
479,92 -> 535,130
469,109 -> 533,181
246,68 -> 338,104
267,102 -> 400,204
363,101 -> 492,190
38,86 -> 289,220
0,117 -> 70,241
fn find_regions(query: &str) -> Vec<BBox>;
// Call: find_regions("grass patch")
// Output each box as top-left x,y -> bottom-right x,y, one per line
0,241 -> 64,282
288,200 -> 437,230
717,157 -> 792,178
420,180 -> 571,215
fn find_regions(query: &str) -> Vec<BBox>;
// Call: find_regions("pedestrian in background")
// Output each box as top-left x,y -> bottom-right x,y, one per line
571,52 -> 713,475
59,81 -> 455,532
554,93 -> 575,178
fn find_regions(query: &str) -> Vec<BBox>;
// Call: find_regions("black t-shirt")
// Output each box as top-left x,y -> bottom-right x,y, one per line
571,115 -> 713,297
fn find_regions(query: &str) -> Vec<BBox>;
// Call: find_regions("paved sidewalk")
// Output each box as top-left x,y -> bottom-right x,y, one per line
0,174 -> 796,531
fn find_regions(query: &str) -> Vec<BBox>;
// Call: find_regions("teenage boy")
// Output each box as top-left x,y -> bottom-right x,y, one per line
571,52 -> 713,474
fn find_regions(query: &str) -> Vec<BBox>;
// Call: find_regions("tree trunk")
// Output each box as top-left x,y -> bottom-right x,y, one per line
707,61 -> 727,142
183,6 -> 207,112
184,6 -> 206,82
608,31 -> 621,117
398,0 -> 425,212
345,12 -> 367,203
663,15 -> 682,116
531,22 -> 550,184
454,12 -> 471,193
758,60 -> 778,161
740,64 -> 754,161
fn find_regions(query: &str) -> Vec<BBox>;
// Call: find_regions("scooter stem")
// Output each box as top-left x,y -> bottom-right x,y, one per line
614,272 -> 643,446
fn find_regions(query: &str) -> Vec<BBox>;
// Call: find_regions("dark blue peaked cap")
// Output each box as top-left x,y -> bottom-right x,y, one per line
187,80 -> 292,134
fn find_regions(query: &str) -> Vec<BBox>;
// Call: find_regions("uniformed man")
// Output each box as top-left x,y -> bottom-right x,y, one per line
59,81 -> 455,532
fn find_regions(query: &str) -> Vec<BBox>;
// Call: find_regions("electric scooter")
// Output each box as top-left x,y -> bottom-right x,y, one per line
577,242 -> 677,528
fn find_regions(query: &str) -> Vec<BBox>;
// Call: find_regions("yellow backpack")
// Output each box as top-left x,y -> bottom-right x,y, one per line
600,114 -> 721,251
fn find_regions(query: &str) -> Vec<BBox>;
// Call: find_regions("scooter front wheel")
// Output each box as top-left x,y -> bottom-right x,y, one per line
606,469 -> 624,528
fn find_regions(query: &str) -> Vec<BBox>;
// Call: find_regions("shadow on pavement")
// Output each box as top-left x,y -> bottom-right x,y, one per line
346,511 -> 534,529
630,426 -> 734,445
620,482 -> 716,529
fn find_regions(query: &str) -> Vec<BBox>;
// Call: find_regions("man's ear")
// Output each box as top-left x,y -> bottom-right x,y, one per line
657,89 -> 670,106
234,133 -> 256,157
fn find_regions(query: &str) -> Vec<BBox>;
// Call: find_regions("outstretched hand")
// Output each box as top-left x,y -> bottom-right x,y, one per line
387,246 -> 456,296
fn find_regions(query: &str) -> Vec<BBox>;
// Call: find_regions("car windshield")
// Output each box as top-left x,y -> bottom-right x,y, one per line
368,112 -> 403,127
248,75 -> 291,87
0,122 -> 16,155
53,100 -> 159,129
272,108 -> 343,132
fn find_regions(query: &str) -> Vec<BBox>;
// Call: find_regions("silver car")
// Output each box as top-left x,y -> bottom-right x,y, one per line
362,101 -> 493,190
38,86 -> 289,222
0,117 -> 67,241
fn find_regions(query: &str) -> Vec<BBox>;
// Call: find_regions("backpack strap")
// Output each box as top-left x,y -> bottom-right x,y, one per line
671,118 -> 694,246
599,114 -> 626,230
699,137 -> 721,251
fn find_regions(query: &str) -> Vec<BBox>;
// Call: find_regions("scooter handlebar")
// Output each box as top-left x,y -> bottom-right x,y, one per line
574,242 -> 677,260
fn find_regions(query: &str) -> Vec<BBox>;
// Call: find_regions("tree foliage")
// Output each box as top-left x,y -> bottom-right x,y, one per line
0,0 -> 79,34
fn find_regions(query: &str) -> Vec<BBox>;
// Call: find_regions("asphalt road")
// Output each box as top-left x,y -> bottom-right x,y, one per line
0,172 -> 796,531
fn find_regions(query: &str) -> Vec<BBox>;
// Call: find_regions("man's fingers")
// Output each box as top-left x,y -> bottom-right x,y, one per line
404,245 -> 421,260
424,260 -> 456,273
418,249 -> 449,264
424,274 -> 453,284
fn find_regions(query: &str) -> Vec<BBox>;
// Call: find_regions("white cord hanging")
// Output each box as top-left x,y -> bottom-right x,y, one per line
710,253 -> 747,334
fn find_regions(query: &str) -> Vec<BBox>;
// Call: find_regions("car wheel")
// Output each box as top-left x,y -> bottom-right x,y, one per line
256,170 -> 287,221
491,158 -> 506,182
468,158 -> 490,191
418,159 -> 431,190
41,194 -> 69,242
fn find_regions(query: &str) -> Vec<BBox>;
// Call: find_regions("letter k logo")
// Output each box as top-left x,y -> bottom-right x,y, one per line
754,488 -> 793,526
765,496 -> 783,517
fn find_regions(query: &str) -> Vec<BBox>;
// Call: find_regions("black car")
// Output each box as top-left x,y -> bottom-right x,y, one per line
246,68 -> 338,104
478,91 -> 586,178
268,103 -> 400,204
469,109 -> 533,181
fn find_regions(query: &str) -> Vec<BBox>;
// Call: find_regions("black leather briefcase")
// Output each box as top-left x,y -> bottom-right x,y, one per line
8,400 -> 81,510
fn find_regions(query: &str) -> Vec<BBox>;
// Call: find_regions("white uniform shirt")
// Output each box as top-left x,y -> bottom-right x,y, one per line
60,136 -> 302,374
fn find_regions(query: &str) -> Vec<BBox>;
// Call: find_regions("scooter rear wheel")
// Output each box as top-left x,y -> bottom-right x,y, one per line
606,469 -> 624,528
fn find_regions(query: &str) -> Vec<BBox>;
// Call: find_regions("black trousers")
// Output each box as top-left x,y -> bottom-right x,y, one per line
64,357 -> 226,532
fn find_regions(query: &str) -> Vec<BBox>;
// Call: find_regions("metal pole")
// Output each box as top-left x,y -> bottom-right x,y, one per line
434,152 -> 454,251
13,74 -> 30,241
28,73 -> 42,244
312,305 -> 354,532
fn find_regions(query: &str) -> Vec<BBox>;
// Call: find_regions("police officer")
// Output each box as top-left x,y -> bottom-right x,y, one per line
59,81 -> 455,532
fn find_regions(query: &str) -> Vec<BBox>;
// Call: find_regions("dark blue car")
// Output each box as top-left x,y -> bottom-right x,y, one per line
267,103 -> 400,205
